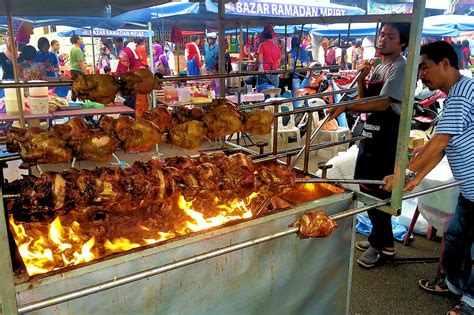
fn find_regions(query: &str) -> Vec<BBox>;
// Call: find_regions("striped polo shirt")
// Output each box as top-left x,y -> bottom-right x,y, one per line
434,76 -> 474,202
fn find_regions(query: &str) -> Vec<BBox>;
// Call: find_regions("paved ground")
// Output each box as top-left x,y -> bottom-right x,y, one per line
350,233 -> 459,315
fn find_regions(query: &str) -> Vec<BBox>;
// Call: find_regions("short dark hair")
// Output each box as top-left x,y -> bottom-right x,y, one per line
135,38 -> 144,45
262,31 -> 272,40
116,37 -> 123,43
191,35 -> 199,42
19,45 -> 37,62
420,41 -> 459,70
380,22 -> 410,51
70,34 -> 80,45
37,37 -> 50,50
51,39 -> 59,46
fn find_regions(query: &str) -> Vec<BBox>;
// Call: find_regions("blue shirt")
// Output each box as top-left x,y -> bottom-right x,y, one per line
34,51 -> 59,78
434,76 -> 474,201
204,43 -> 219,71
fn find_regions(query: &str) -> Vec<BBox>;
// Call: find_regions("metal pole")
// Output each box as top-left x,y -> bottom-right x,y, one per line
303,110 -> 313,173
284,25 -> 288,71
389,0 -> 426,214
295,178 -> 386,185
148,22 -> 156,108
238,24 -> 243,105
272,103 -> 278,155
217,0 -> 226,97
90,27 -> 96,74
0,166 -> 19,314
6,1 -> 25,128
17,180 -> 463,314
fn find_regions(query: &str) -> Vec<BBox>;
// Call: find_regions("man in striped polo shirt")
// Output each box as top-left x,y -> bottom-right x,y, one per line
383,41 -> 473,315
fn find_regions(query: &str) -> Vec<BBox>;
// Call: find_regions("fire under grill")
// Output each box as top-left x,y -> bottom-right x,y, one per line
6,159 -> 345,279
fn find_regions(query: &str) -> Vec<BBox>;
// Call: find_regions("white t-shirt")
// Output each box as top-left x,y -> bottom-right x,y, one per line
362,36 -> 376,60
346,46 -> 354,63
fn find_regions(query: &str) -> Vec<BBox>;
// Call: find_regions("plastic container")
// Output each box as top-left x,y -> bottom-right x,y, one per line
177,87 -> 191,103
164,86 -> 178,102
231,62 -> 239,72
29,96 -> 49,114
4,98 -> 25,116
28,80 -> 48,97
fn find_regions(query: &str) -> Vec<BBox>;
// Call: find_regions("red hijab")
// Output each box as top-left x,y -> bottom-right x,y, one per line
117,47 -> 142,73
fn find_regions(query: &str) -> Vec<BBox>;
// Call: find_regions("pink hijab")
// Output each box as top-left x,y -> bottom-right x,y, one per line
116,47 -> 142,73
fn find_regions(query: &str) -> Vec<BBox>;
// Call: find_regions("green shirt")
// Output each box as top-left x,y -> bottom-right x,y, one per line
70,45 -> 84,72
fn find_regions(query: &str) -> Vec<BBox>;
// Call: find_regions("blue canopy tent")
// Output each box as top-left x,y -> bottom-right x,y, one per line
311,23 -> 460,37
151,0 -> 365,32
424,14 -> 474,31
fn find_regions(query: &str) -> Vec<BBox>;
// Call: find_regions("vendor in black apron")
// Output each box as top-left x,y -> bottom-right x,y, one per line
328,22 -> 411,268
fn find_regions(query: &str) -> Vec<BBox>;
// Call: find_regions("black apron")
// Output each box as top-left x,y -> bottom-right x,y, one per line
354,61 -> 400,199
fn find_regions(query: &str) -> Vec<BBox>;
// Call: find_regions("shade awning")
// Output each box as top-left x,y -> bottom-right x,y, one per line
57,28 -> 154,38
424,14 -> 474,31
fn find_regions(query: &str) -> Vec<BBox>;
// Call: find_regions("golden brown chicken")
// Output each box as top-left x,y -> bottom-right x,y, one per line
51,117 -> 91,144
113,116 -> 163,153
243,110 -> 274,135
141,106 -> 174,131
7,128 -> 72,168
169,120 -> 207,150
171,106 -> 205,124
119,69 -> 161,95
75,130 -> 120,162
290,210 -> 338,238
71,73 -> 120,104
202,105 -> 243,139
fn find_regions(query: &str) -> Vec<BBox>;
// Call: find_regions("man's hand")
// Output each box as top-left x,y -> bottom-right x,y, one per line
357,60 -> 375,81
381,174 -> 422,192
381,174 -> 395,192
327,105 -> 346,121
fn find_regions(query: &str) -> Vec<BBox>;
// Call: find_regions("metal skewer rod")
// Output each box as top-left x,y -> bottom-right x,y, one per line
17,180 -> 464,314
158,65 -> 341,82
2,194 -> 19,199
295,178 -> 386,185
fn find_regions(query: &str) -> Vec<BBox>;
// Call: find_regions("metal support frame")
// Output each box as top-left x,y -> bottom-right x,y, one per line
90,26 -> 96,73
217,0 -> 226,97
389,0 -> 426,214
148,22 -> 157,108
16,180 -> 462,314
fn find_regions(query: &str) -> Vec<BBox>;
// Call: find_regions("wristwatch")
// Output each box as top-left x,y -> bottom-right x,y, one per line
405,168 -> 416,181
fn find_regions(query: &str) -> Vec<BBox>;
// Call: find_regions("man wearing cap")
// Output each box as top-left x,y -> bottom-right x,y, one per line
204,32 -> 219,74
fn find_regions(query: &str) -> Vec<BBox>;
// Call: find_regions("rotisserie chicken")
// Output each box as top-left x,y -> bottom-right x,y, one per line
71,73 -> 120,104
141,106 -> 175,131
113,116 -> 163,153
169,120 -> 207,150
202,105 -> 244,139
119,68 -> 162,95
75,130 -> 120,162
6,128 -> 72,168
243,110 -> 274,135
6,152 -> 298,223
290,210 -> 338,238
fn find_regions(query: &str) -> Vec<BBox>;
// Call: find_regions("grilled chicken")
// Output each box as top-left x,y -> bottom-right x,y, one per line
169,120 -> 207,150
71,73 -> 120,104
290,210 -> 338,238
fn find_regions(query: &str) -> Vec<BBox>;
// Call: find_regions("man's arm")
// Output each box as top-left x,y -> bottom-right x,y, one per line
78,59 -> 86,73
382,134 -> 451,192
327,95 -> 392,121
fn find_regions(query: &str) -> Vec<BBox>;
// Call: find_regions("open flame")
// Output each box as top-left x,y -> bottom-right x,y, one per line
9,193 -> 259,276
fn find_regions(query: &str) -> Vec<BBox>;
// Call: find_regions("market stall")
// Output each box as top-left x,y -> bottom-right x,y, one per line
0,1 -> 463,314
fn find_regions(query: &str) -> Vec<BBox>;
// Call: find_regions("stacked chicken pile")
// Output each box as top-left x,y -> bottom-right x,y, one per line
6,152 -> 296,224
7,100 -> 273,168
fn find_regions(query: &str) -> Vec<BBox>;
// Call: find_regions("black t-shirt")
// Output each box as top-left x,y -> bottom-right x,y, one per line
0,53 -> 14,80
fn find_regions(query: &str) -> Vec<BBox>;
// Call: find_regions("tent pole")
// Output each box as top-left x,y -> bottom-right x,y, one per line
6,3 -> 25,128
217,0 -> 226,97
284,25 -> 287,70
90,26 -> 96,74
148,22 -> 156,108
1,0 -> 21,312
390,0 -> 426,213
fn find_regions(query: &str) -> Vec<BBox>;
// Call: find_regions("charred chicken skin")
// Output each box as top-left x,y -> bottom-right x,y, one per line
290,210 -> 338,238
7,152 -> 298,223
118,69 -> 162,95
141,106 -> 175,131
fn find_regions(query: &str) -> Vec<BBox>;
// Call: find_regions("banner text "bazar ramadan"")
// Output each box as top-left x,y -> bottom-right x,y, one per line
227,2 -> 347,17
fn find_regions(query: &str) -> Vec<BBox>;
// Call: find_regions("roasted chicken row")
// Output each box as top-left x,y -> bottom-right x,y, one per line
71,69 -> 162,104
7,101 -> 274,166
6,152 -> 296,223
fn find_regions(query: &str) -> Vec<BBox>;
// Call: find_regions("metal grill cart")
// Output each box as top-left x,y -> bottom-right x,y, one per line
0,0 -> 461,314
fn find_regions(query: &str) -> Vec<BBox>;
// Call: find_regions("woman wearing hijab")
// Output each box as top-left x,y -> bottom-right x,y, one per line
117,45 -> 148,118
152,44 -> 170,75
0,38 -> 17,80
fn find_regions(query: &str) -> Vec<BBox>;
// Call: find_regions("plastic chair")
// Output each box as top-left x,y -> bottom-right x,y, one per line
307,98 -> 351,156
261,88 -> 282,99
265,97 -> 301,150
